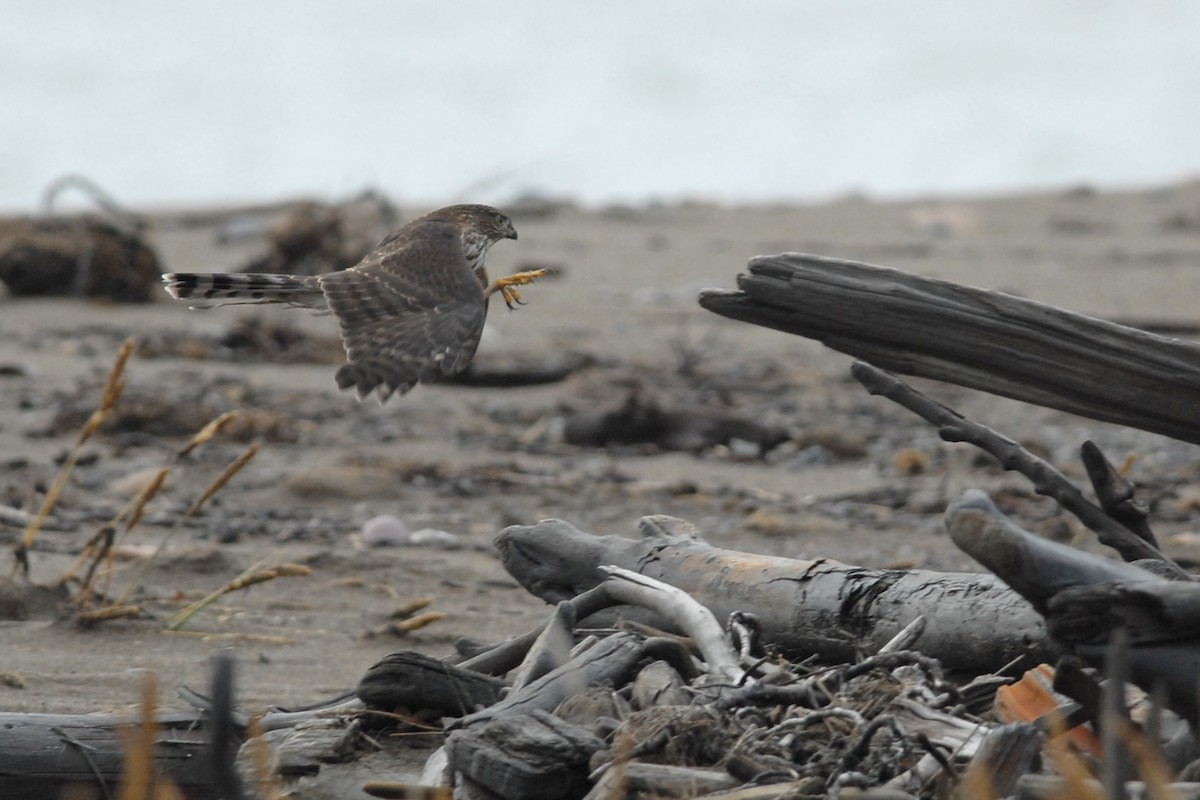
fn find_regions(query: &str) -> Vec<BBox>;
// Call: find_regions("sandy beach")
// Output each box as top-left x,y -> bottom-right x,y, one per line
3,180 -> 1200,722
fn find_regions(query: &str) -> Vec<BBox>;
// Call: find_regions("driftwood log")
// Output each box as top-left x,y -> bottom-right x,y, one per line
0,711 -> 220,800
495,514 -> 1060,673
698,253 -> 1200,445
946,490 -> 1200,722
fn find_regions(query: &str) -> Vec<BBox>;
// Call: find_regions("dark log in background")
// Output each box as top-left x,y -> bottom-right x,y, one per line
698,253 -> 1200,445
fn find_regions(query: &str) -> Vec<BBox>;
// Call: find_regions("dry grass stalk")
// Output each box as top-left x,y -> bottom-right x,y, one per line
63,464 -> 168,608
186,442 -> 259,516
957,762 -> 998,800
1042,712 -> 1103,800
165,561 -> 311,631
160,629 -> 295,645
389,611 -> 447,632
114,671 -> 168,800
61,412 -> 234,595
391,596 -> 434,617
15,337 -> 134,570
603,728 -> 636,800
121,466 -> 172,533
365,608 -> 449,638
60,413 -> 247,620
116,669 -> 187,800
178,410 -> 238,458
76,604 -> 142,627
1115,717 -> 1179,800
64,524 -> 116,608
247,715 -> 286,800
112,440 -> 258,609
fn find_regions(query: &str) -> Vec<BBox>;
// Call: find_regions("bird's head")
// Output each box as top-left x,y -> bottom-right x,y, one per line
442,204 -> 518,272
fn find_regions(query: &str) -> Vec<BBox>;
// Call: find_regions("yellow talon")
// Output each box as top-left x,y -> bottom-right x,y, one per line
487,269 -> 548,310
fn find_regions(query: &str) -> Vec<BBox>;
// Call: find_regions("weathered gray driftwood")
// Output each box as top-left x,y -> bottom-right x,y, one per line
451,632 -> 643,730
0,711 -> 219,800
495,515 -> 1061,673
445,709 -> 603,800
599,565 -> 743,684
945,490 -> 1200,721
698,253 -> 1200,445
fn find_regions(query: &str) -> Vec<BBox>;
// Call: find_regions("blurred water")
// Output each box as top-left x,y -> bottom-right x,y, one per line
2,0 -> 1198,210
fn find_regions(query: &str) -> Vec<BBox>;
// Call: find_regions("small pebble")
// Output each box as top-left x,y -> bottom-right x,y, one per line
360,514 -> 410,547
408,528 -> 462,549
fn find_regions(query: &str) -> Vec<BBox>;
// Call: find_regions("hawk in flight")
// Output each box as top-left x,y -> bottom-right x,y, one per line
163,204 -> 543,401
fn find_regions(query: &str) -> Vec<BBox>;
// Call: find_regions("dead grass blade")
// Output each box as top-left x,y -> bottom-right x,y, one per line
15,337 -> 134,572
76,603 -> 142,627
111,442 -> 259,609
178,410 -> 238,458
1042,712 -> 1103,800
165,561 -> 311,631
62,464 -> 169,609
1115,717 -> 1179,800
186,442 -> 259,516
112,669 -> 186,800
247,715 -> 287,800
957,761 -> 998,800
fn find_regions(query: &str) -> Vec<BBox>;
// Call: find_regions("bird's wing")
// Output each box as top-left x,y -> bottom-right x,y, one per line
318,220 -> 486,401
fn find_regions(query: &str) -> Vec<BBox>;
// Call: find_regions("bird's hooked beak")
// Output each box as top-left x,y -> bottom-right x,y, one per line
504,220 -> 518,241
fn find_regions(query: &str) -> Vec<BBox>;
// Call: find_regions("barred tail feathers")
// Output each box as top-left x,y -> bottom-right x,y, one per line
161,272 -> 325,308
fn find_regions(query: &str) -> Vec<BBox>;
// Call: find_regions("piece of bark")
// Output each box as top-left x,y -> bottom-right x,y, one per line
495,515 -> 1060,673
445,709 -> 603,800
698,253 -> 1200,445
356,651 -> 507,716
0,711 -> 221,800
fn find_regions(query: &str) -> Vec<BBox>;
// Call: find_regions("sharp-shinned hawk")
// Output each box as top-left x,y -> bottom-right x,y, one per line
162,203 -> 542,401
